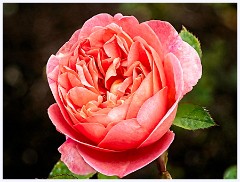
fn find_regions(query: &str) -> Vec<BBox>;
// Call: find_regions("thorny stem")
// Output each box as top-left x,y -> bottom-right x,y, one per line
157,151 -> 172,179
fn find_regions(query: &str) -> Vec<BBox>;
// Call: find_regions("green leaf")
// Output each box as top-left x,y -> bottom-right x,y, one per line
223,165 -> 237,179
173,103 -> 216,130
48,160 -> 95,179
179,26 -> 202,58
97,172 -> 119,179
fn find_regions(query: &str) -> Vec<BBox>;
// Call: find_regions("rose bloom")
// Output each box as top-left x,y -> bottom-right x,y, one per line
47,13 -> 201,178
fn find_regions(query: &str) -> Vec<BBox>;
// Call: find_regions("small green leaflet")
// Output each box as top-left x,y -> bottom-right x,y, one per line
179,26 -> 202,58
97,172 -> 119,179
173,103 -> 216,130
223,165 -> 237,179
48,160 -> 95,179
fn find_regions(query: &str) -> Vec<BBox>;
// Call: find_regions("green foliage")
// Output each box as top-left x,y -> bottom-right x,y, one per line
179,26 -> 202,58
97,173 -> 119,179
173,103 -> 216,130
48,160 -> 95,179
223,165 -> 237,179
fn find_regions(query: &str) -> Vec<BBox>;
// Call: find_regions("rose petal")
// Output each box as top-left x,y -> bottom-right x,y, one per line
139,99 -> 179,148
47,55 -> 60,84
67,87 -> 99,108
88,27 -> 115,47
80,13 -> 114,38
57,29 -> 81,55
115,16 -> 164,59
98,118 -> 148,151
137,87 -> 168,132
164,52 -> 184,103
77,130 -> 174,178
103,36 -> 121,58
48,103 -> 91,144
146,20 -> 202,95
48,103 -> 118,152
73,122 -> 107,144
58,139 -> 96,175
126,72 -> 153,119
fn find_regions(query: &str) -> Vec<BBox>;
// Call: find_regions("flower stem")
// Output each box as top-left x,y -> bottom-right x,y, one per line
157,151 -> 172,179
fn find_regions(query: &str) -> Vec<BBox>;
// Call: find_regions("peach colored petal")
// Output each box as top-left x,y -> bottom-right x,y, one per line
67,87 -> 99,108
146,20 -> 202,95
88,27 -> 115,48
80,13 -> 114,38
48,103 -> 118,153
98,118 -> 148,151
58,72 -> 83,92
115,17 -> 164,59
164,53 -> 184,103
139,98 -> 179,148
103,36 -> 121,58
172,41 -> 202,95
48,77 -> 74,128
117,77 -> 133,95
107,96 -> 131,122
85,114 -> 112,127
88,60 -> 100,90
137,87 -> 168,132
73,122 -> 107,144
77,130 -> 174,178
58,139 -> 96,175
126,73 -> 153,119
46,55 -> 60,84
131,74 -> 143,93
133,36 -> 166,89
57,29 -> 81,55
76,64 -> 93,88
48,103 -> 91,144
105,58 -> 120,89
126,41 -> 150,69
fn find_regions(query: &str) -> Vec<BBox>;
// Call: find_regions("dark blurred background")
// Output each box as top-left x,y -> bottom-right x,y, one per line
3,3 -> 237,179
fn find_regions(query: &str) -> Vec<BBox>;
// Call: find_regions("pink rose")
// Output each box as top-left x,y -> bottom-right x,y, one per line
47,13 -> 201,178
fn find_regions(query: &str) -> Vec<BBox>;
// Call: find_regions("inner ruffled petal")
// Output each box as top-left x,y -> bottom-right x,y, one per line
66,87 -> 99,108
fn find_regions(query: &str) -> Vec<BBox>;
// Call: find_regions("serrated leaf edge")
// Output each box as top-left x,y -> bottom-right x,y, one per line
179,26 -> 202,58
173,103 -> 217,130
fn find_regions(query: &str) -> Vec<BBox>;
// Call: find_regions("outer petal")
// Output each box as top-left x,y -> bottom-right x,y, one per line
80,13 -> 114,38
137,87 -> 168,132
47,56 -> 75,127
98,118 -> 148,151
139,98 -> 179,148
46,55 -> 60,84
77,130 -> 174,178
59,139 -> 96,175
48,103 -> 91,144
146,20 -> 202,95
115,16 -> 164,59
48,103 -> 119,153
73,122 -> 107,144
164,52 -> 184,103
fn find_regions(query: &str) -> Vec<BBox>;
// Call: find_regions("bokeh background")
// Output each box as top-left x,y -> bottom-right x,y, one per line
3,3 -> 237,179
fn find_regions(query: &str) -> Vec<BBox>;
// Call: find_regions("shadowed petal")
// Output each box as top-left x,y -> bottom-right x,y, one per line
139,99 -> 178,148
67,87 -> 99,108
146,20 -> 202,95
80,13 -> 114,38
58,139 -> 96,175
77,130 -> 174,178
73,122 -> 107,144
126,73 -> 153,119
164,53 -> 184,104
98,118 -> 148,151
137,87 -> 168,132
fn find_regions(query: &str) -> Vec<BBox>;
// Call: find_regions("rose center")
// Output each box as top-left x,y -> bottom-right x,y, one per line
110,79 -> 123,95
